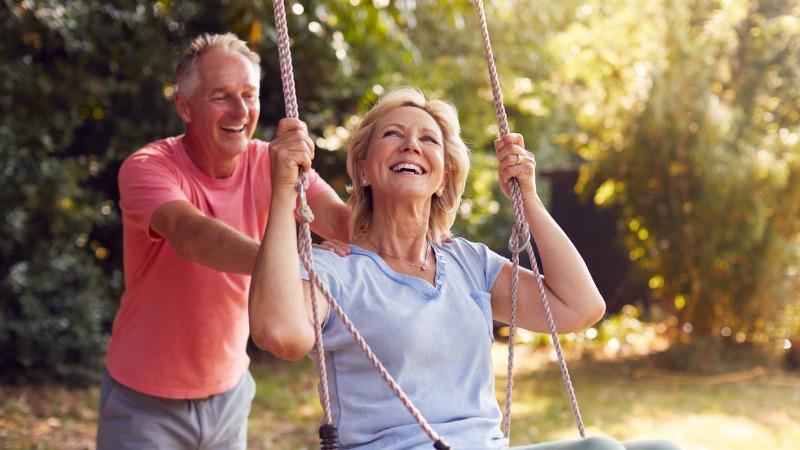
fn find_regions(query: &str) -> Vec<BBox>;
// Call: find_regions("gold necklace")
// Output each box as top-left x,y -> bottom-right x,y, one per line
367,237 -> 429,271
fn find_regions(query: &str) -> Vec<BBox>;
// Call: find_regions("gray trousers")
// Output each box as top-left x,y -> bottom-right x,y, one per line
96,369 -> 256,450
511,436 -> 681,450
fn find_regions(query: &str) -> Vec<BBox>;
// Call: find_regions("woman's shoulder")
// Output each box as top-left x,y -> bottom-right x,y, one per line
306,246 -> 381,298
441,237 -> 509,292
441,236 -> 492,258
310,246 -> 368,277
441,237 -> 508,274
310,246 -> 347,269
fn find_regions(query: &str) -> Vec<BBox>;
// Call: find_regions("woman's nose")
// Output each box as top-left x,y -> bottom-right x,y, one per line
402,135 -> 422,153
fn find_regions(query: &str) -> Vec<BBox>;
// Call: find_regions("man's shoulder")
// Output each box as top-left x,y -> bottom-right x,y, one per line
243,138 -> 271,167
247,137 -> 270,155
249,137 -> 270,149
119,136 -> 184,179
125,136 -> 183,163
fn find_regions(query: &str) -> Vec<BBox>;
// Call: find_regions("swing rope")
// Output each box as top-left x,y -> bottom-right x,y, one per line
272,0 -> 585,446
272,1 -> 451,448
473,0 -> 586,439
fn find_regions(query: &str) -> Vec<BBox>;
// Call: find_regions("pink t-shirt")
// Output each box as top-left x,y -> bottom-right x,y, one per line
105,135 -> 332,399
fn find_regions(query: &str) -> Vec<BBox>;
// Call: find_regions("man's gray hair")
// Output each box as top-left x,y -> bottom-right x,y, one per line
175,33 -> 261,96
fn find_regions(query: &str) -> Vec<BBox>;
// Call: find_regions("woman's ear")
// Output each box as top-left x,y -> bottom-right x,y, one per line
436,171 -> 449,197
356,160 -> 369,187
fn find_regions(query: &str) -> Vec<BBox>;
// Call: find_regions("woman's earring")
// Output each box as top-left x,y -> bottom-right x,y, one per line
361,177 -> 368,186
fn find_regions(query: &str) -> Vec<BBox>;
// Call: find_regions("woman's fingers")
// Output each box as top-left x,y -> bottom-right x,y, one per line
494,133 -> 536,198
494,133 -> 525,151
500,156 -> 534,182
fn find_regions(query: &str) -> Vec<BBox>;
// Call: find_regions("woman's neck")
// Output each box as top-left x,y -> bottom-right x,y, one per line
356,201 -> 431,260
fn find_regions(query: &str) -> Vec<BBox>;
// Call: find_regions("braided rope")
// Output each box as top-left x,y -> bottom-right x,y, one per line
274,0 -> 332,424
302,253 -> 448,445
273,0 -> 298,119
473,0 -> 586,439
298,194 -> 448,447
295,191 -> 334,424
272,1 -> 449,447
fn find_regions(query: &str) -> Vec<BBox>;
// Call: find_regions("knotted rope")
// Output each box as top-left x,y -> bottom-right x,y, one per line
473,0 -> 586,440
272,1 -> 450,448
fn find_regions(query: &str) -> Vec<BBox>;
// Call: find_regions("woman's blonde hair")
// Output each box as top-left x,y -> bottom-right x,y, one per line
346,87 -> 470,245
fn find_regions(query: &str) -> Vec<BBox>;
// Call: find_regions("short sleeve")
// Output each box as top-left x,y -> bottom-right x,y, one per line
455,238 -> 509,292
298,248 -> 344,328
118,150 -> 188,240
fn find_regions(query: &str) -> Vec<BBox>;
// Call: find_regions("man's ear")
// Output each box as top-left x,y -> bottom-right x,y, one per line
175,93 -> 191,124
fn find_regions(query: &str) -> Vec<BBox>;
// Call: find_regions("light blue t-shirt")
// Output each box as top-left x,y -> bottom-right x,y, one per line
301,237 -> 510,450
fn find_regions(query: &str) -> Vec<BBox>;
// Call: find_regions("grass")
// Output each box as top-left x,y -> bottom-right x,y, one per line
500,353 -> 800,449
1,345 -> 799,450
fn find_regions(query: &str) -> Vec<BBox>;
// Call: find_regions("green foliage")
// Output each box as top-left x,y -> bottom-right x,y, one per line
4,0 -> 799,384
411,0 -> 800,347
0,0 -> 492,384
567,0 -> 800,342
0,1 -> 179,384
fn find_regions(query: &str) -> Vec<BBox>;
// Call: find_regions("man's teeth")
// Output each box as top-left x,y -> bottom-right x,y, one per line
221,125 -> 246,132
390,163 -> 424,174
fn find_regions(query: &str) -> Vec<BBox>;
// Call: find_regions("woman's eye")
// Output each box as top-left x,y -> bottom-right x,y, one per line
421,136 -> 439,144
383,130 -> 401,137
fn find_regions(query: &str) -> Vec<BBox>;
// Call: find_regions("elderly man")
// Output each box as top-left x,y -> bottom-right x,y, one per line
96,33 -> 349,449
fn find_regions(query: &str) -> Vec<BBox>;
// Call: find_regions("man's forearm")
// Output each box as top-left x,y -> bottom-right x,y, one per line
158,191 -> 349,274
173,214 -> 259,275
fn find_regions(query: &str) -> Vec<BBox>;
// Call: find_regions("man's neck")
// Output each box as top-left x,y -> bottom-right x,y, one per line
182,135 -> 239,179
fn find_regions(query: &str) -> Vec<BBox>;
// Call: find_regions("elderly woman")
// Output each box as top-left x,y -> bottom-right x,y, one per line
249,88 -> 679,450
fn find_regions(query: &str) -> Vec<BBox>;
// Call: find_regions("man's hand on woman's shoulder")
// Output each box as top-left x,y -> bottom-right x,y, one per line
315,239 -> 351,256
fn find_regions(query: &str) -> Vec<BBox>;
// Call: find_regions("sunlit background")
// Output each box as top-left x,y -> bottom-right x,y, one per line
2,1 -> 799,449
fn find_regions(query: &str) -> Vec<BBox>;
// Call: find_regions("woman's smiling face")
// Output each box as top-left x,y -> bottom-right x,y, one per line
358,106 -> 447,203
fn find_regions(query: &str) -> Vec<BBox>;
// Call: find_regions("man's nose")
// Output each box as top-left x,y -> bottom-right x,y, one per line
230,96 -> 248,118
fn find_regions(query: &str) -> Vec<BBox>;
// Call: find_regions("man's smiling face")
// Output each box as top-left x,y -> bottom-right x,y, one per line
178,49 -> 261,160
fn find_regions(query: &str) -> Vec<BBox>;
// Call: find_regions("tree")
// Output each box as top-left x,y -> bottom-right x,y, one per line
568,0 -> 800,344
5,0 -> 797,384
0,0 -> 425,384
